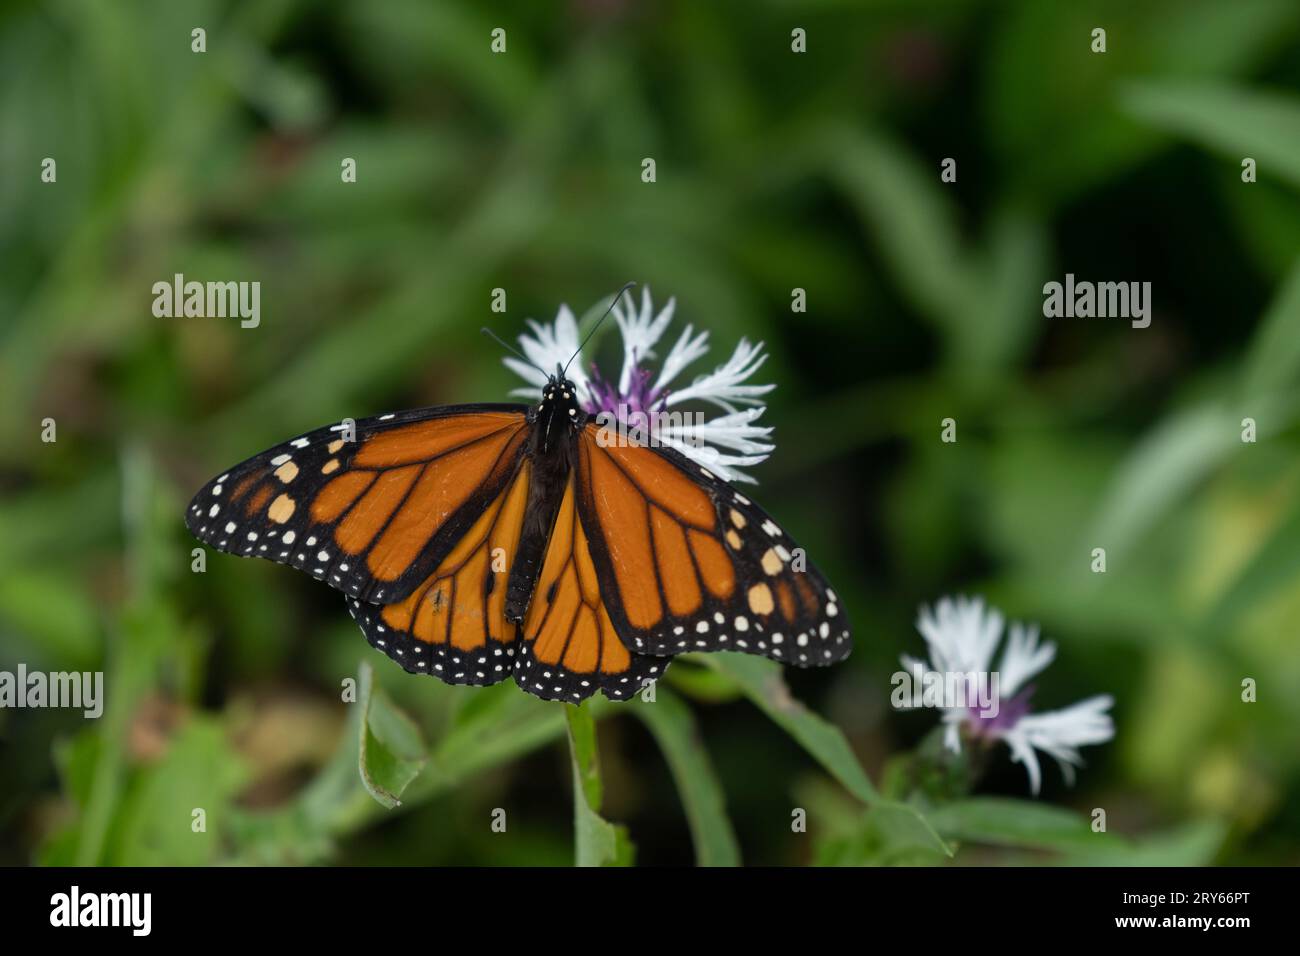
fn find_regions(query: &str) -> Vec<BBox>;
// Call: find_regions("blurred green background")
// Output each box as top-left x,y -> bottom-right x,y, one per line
3,0 -> 1300,866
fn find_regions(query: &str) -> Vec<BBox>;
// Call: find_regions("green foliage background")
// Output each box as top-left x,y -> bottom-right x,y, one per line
2,0 -> 1299,866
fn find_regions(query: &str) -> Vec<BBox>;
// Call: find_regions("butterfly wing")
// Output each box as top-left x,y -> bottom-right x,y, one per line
188,402 -> 845,697
185,404 -> 529,605
350,465 -> 668,702
574,424 -> 851,666
348,462 -> 531,686
515,474 -> 670,702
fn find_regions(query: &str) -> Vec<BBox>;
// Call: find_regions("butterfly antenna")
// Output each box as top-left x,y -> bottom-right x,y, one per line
563,281 -> 636,377
480,326 -> 548,378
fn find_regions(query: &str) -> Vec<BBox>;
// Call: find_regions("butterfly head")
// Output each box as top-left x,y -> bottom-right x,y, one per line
537,367 -> 585,444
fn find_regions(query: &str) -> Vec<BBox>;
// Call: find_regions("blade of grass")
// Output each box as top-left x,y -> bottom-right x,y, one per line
1122,81 -> 1300,189
634,688 -> 741,866
696,653 -> 877,804
926,797 -> 1119,854
1241,257 -> 1300,401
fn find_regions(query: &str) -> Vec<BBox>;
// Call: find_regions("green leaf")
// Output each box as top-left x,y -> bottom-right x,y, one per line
38,732 -> 106,865
825,127 -> 975,339
927,798 -> 1111,853
1122,82 -> 1300,190
967,208 -> 1049,375
696,653 -> 877,803
1204,493 -> 1300,632
564,703 -> 634,867
1241,257 -> 1300,401
1059,820 -> 1226,866
424,682 -> 573,791
0,569 -> 100,667
229,680 -> 573,863
1088,261 -> 1300,560
357,661 -> 427,809
985,0 -> 1299,205
634,688 -> 741,866
1089,402 -> 1240,559
662,657 -> 745,703
929,804 -> 1225,865
799,779 -> 951,864
111,718 -> 249,866
825,128 -> 1048,382
866,801 -> 953,862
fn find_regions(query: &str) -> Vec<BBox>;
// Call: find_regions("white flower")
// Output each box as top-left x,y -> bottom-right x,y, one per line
504,305 -> 591,399
611,286 -> 677,395
1000,696 -> 1115,795
902,595 -> 1115,795
506,288 -> 776,483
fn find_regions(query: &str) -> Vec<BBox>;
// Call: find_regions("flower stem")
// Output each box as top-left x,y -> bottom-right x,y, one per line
565,701 -> 633,865
565,701 -> 604,813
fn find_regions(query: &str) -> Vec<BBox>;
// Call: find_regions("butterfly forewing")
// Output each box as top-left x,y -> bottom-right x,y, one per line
348,461 -> 530,686
185,404 -> 529,605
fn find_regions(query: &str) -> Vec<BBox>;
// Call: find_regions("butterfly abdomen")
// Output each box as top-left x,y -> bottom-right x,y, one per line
504,404 -> 579,623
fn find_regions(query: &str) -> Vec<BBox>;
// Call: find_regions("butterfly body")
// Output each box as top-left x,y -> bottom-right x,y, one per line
187,374 -> 851,702
506,376 -> 585,623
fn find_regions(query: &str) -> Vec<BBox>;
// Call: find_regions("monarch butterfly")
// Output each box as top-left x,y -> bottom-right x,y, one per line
185,293 -> 851,702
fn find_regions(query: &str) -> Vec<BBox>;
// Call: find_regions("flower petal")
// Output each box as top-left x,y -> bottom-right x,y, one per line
664,338 -> 775,412
503,290 -> 777,482
997,622 -> 1056,698
1002,730 -> 1046,795
654,434 -> 769,484
915,595 -> 1002,678
655,406 -> 774,455
654,324 -> 710,393
510,306 -> 591,400
996,695 -> 1115,795
942,711 -> 965,754
613,287 -> 676,394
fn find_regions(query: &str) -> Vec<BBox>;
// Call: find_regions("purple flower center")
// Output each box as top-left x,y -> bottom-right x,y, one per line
967,685 -> 1035,737
582,361 -> 667,418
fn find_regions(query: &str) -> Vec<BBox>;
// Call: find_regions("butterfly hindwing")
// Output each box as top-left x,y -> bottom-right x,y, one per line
574,424 -> 852,667
185,404 -> 529,605
515,474 -> 670,702
348,466 -> 667,702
